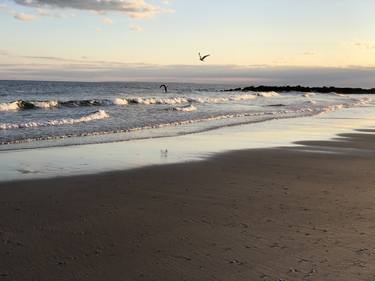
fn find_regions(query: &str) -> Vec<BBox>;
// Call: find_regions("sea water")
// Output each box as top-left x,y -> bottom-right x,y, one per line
0,80 -> 373,150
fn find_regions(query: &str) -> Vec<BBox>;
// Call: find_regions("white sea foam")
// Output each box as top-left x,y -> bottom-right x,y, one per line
0,101 -> 20,111
128,97 -> 189,105
256,91 -> 280,97
229,94 -> 258,101
113,98 -> 129,105
0,93 -> 272,113
0,100 -> 59,111
307,100 -> 317,104
173,104 -> 197,112
356,97 -> 372,105
317,97 -> 372,115
0,110 -> 109,130
32,100 -> 59,109
321,104 -> 346,113
303,93 -> 314,98
126,95 -> 257,105
188,94 -> 257,104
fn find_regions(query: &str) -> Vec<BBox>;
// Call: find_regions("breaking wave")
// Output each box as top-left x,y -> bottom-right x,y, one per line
1,97 -> 372,145
0,100 -> 60,111
173,104 -> 197,112
0,110 -> 109,130
317,97 -> 372,114
0,92 -> 272,112
256,91 -> 280,97
0,101 -> 20,111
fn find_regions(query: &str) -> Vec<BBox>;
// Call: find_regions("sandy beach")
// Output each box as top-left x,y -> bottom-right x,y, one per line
2,1 -> 375,280
1,129 -> 375,281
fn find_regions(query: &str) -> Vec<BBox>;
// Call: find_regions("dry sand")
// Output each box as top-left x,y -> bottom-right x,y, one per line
1,130 -> 375,281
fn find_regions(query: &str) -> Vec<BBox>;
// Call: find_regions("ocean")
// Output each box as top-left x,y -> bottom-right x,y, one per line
0,80 -> 372,151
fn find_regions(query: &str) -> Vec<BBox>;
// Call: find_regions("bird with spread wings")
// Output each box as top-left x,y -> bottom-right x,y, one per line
199,52 -> 210,62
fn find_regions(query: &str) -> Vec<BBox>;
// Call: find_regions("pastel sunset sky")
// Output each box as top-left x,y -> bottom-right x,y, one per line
1,0 -> 375,86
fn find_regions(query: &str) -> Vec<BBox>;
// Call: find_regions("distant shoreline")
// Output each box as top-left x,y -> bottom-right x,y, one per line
225,85 -> 375,94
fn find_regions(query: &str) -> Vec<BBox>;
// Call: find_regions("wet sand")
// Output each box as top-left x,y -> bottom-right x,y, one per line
1,130 -> 375,281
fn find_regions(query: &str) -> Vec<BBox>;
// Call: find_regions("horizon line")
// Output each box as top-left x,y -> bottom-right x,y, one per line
1,79 -> 375,90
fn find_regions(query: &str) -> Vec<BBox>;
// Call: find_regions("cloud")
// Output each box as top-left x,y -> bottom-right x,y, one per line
0,50 -> 10,56
353,41 -> 375,50
0,2 -> 40,21
13,0 -> 173,19
130,24 -> 143,32
13,12 -> 38,21
21,55 -> 90,63
35,8 -> 62,18
303,51 -> 317,56
101,17 -> 113,25
0,3 -> 9,11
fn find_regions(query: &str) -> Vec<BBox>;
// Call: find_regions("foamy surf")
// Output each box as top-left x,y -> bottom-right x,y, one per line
0,92 -> 277,112
190,94 -> 258,103
173,104 -> 197,112
0,101 -> 20,111
1,108 -> 311,144
112,98 -> 129,105
1,96 -> 372,145
30,101 -> 59,109
256,91 -> 280,97
302,93 -> 316,98
0,100 -> 59,111
317,97 -> 372,115
0,110 -> 109,130
128,97 -> 190,105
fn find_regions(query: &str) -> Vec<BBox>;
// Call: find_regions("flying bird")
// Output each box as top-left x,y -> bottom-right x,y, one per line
199,52 -> 210,62
160,84 -> 168,93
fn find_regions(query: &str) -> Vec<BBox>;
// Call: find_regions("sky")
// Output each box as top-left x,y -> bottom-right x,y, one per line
0,0 -> 375,86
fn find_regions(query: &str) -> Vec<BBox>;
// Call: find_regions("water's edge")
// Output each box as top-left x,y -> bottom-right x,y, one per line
0,105 -> 374,182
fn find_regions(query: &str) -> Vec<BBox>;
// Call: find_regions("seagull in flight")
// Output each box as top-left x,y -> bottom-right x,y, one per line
160,84 -> 168,93
199,52 -> 210,62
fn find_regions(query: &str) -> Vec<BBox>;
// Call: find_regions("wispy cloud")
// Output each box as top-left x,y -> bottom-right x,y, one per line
0,50 -> 10,56
13,12 -> 38,21
353,41 -> 375,50
20,55 -> 90,63
35,8 -> 62,18
13,53 -> 153,67
0,2 -> 39,21
101,17 -> 113,25
0,3 -> 8,11
13,0 -> 173,19
303,51 -> 317,56
130,24 -> 143,32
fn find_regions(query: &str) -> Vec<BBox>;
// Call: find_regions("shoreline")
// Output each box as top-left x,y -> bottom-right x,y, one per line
1,105 -> 375,182
1,129 -> 375,280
